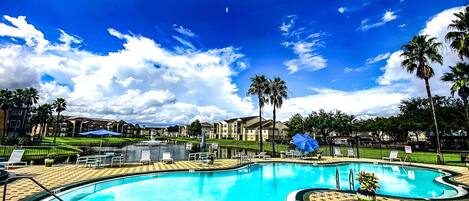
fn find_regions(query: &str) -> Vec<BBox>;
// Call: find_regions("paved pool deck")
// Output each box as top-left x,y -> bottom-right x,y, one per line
1,157 -> 468,201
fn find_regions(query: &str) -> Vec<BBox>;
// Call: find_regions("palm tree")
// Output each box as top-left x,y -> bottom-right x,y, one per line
445,6 -> 469,59
52,98 -> 66,143
442,62 -> 469,135
0,89 -> 14,141
36,104 -> 53,137
22,87 -> 39,132
247,75 -> 269,151
267,77 -> 288,154
401,35 -> 444,164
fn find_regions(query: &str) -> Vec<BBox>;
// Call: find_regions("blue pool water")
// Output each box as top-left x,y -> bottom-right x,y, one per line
47,163 -> 461,201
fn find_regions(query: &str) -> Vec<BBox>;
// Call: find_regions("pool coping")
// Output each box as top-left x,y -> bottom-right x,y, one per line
26,160 -> 469,201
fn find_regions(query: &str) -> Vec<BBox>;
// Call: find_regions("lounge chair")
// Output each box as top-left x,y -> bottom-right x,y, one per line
0,150 -> 27,170
382,150 -> 401,162
76,154 -> 88,165
333,147 -> 343,157
140,150 -> 152,164
111,154 -> 125,167
294,151 -> 303,159
347,148 -> 355,158
160,152 -> 174,164
84,156 -> 98,168
254,152 -> 271,159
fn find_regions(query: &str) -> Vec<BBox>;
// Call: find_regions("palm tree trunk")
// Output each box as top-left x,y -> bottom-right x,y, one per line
259,100 -> 263,152
463,97 -> 469,146
54,112 -> 60,143
424,78 -> 443,164
272,106 -> 276,154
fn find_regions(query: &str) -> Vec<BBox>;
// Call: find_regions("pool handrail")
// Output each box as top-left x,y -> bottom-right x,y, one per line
3,175 -> 63,201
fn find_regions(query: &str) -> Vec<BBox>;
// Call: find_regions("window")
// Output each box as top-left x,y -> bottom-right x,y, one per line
11,109 -> 22,116
9,120 -> 20,128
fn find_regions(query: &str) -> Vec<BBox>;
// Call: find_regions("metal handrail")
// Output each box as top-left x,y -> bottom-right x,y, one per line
335,167 -> 340,190
348,168 -> 355,192
3,176 -> 63,201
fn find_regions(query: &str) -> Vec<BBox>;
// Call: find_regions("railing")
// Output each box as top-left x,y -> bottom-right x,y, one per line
348,168 -> 355,192
2,176 -> 63,201
335,167 -> 340,190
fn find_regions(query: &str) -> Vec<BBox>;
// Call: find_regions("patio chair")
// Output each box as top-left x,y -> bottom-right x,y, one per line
333,147 -> 343,157
111,154 -> 125,167
254,152 -> 271,159
0,150 -> 27,170
287,150 -> 295,158
347,148 -> 355,158
294,151 -> 303,159
382,150 -> 401,162
160,152 -> 174,164
140,150 -> 152,164
76,154 -> 88,165
85,156 -> 98,168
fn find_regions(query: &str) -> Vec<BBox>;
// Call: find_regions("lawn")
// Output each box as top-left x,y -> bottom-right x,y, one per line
163,137 -> 467,166
0,137 -> 147,160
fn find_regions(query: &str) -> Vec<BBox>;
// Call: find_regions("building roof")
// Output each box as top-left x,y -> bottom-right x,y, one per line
225,116 -> 258,123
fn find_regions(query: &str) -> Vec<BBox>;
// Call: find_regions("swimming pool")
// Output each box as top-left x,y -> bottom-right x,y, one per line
43,162 -> 466,201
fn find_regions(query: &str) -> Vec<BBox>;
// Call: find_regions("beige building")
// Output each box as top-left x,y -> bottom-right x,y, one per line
245,120 -> 289,142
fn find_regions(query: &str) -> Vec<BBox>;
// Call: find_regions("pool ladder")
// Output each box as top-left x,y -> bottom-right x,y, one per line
2,176 -> 64,201
348,168 -> 355,192
335,168 -> 355,192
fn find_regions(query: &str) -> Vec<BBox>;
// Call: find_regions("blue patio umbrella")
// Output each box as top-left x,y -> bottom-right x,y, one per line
79,129 -> 122,154
79,129 -> 121,136
292,133 -> 319,153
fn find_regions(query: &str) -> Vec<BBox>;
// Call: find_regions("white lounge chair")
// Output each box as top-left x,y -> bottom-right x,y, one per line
0,150 -> 27,170
160,152 -> 174,164
254,152 -> 271,159
140,150 -> 152,164
347,148 -> 355,158
333,147 -> 343,157
382,150 -> 401,162
76,154 -> 88,165
111,154 -> 125,167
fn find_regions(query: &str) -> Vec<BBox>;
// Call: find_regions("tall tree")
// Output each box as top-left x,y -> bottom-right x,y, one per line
52,98 -> 66,143
442,62 -> 469,137
247,75 -> 269,151
267,77 -> 288,154
401,35 -> 444,163
22,87 -> 39,132
445,6 -> 469,59
0,89 -> 14,140
286,113 -> 304,138
189,119 -> 202,136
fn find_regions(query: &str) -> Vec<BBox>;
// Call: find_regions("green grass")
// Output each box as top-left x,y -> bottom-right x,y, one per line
0,145 -> 82,160
163,137 -> 467,166
43,137 -> 147,146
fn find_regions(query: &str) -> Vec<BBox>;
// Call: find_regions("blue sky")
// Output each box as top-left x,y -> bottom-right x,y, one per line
0,0 -> 467,125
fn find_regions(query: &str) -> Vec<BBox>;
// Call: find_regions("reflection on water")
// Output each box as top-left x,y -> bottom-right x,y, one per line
91,141 -> 258,162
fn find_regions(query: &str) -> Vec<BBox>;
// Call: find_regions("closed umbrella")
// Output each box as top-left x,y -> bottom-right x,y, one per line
292,133 -> 319,153
200,130 -> 206,150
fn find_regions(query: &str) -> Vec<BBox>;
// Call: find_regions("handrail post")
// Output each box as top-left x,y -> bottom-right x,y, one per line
336,167 -> 340,190
349,168 -> 355,192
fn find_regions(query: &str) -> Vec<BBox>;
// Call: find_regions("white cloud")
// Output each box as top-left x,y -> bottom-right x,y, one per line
338,7 -> 347,14
366,52 -> 391,64
398,24 -> 406,28
344,66 -> 367,73
280,16 -> 327,73
359,10 -> 397,31
0,15 -> 49,52
264,85 -> 408,121
172,35 -> 195,49
378,6 -> 468,98
265,6 -> 467,121
0,15 -> 254,125
173,24 -> 196,37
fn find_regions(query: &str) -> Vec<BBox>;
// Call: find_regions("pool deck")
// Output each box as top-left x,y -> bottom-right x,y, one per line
1,157 -> 469,201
